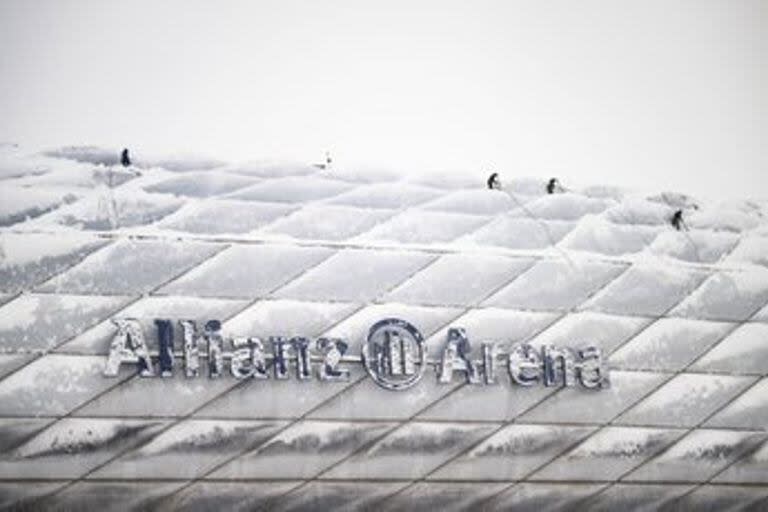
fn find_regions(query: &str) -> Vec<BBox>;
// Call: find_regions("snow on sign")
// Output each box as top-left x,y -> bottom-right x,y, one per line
103,317 -> 609,391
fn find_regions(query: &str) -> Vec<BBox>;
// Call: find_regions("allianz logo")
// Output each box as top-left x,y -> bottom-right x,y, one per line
104,318 -> 609,391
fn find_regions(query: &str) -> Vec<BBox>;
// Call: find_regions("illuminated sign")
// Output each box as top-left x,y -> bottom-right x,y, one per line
104,318 -> 609,390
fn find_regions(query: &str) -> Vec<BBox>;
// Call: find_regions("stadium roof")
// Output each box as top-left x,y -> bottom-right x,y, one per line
1,145 -> 767,510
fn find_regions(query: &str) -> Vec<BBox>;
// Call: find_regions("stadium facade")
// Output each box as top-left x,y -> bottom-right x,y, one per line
0,147 -> 767,510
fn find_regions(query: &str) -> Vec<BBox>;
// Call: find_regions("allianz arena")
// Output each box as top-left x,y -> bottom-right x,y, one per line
0,146 -> 766,511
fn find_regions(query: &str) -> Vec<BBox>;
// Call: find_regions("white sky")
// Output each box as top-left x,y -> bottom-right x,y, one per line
0,0 -> 765,199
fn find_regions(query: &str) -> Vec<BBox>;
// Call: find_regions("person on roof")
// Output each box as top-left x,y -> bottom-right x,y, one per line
314,151 -> 333,170
670,209 -> 688,231
120,148 -> 131,167
487,172 -> 501,190
547,177 -> 564,194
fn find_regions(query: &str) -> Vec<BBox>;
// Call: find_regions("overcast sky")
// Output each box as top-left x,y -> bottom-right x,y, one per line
0,0 -> 765,199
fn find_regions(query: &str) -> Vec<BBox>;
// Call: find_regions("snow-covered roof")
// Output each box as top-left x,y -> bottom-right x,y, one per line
1,146 -> 767,510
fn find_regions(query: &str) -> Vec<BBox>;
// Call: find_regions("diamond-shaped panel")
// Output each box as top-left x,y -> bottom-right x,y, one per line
323,421 -> 497,479
38,239 -> 225,295
430,424 -> 595,480
274,249 -> 436,303
626,429 -> 767,482
532,427 -> 685,481
483,258 -> 627,312
385,253 -> 534,307
616,374 -> 757,427
211,420 -> 394,479
159,244 -> 334,299
93,419 -> 286,479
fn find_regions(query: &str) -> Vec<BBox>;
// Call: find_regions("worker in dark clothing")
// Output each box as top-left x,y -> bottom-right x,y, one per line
671,209 -> 687,231
487,172 -> 501,190
547,178 -> 563,194
120,148 -> 131,167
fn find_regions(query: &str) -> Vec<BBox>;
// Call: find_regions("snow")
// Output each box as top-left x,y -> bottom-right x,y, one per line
627,429 -> 765,482
559,215 -> 661,256
691,323 -> 768,374
583,262 -> 709,316
155,199 -> 297,235
671,266 -> 768,321
158,244 -> 334,299
354,209 -> 491,244
483,258 -> 626,312
1,143 -> 768,503
648,229 -> 738,263
327,182 -> 441,210
0,184 -> 80,226
460,216 -> 575,250
706,378 -> 768,430
609,318 -> 732,371
0,294 -> 127,352
37,239 -> 223,295
510,192 -> 615,221
385,253 -> 534,307
260,204 -> 394,241
616,374 -> 756,427
725,235 -> 768,267
0,232 -> 107,293
227,176 -> 354,203
273,249 -> 436,303
143,172 -> 257,198
421,189 -> 517,216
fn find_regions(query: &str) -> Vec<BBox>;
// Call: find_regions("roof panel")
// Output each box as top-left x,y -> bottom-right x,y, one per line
143,172 -> 257,198
39,481 -> 186,512
226,176 -> 354,203
529,311 -> 650,354
714,438 -> 768,484
0,293 -> 129,353
582,263 -> 710,317
616,374 -> 757,427
520,371 -> 669,424
483,258 -> 627,312
93,419 -> 286,479
0,354 -> 116,415
533,426 -> 685,481
458,216 -> 575,250
0,232 -> 109,293
421,189 -> 517,215
705,378 -> 768,430
323,421 -> 497,480
626,429 -> 768,482
272,481 -> 406,512
210,420 -> 394,479
666,485 -> 768,512
158,244 -> 334,299
690,323 -> 768,374
37,239 -> 225,295
386,253 -> 534,307
583,483 -> 693,512
430,424 -> 595,480
73,367 -> 238,418
671,267 -> 768,321
485,482 -> 607,511
259,204 -> 394,241
355,210 -> 491,244
154,199 -> 297,235
273,249 -> 436,303
609,318 -> 734,371
378,482 -> 509,511
326,182 -> 441,209
0,417 -> 168,478
166,481 -> 298,512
